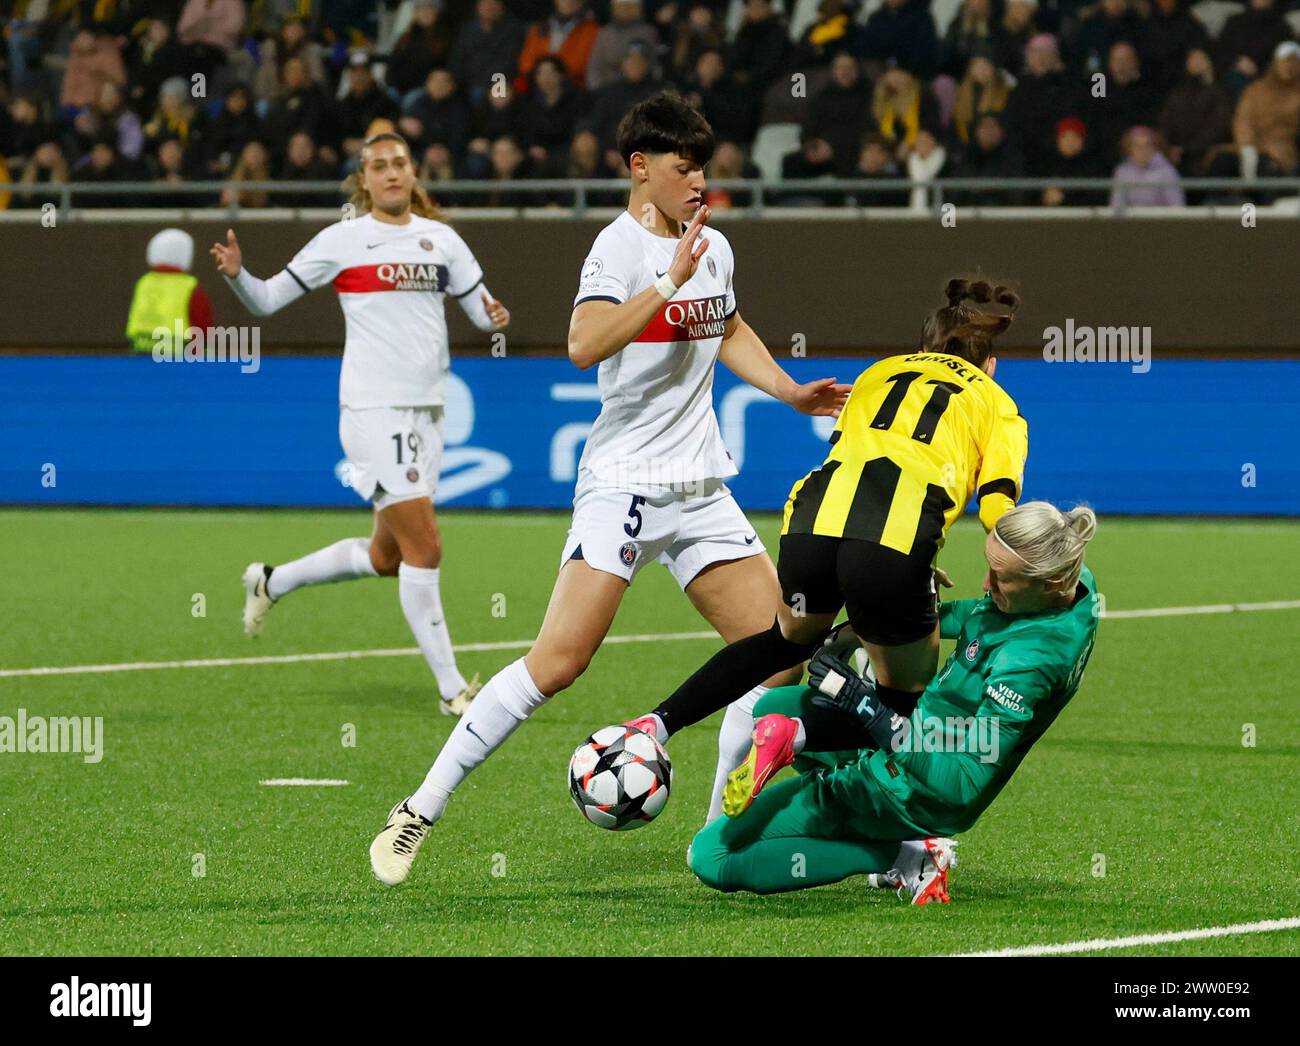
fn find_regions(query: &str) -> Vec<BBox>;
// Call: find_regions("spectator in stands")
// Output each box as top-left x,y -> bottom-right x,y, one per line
1216,0 -> 1295,93
481,134 -> 538,206
952,49 -> 1013,145
1159,47 -> 1233,175
61,29 -> 127,110
465,80 -> 529,178
1095,42 -> 1160,164
996,0 -> 1037,76
702,139 -> 759,207
178,0 -> 247,52
846,134 -> 908,206
1002,33 -> 1075,173
871,66 -> 940,158
1110,125 -> 1183,207
516,0 -> 601,93
1141,0 -> 1209,95
194,84 -> 261,177
906,127 -> 948,209
220,139 -> 273,208
150,138 -> 198,207
1071,0 -> 1143,75
1232,41 -> 1300,176
19,140 -> 69,207
402,67 -> 471,161
143,77 -> 198,155
277,132 -> 336,205
5,93 -> 57,164
800,51 -> 873,176
856,0 -> 939,78
730,0 -> 792,94
72,81 -> 143,163
419,141 -> 459,184
126,19 -> 191,115
387,0 -> 454,96
75,137 -> 147,207
450,0 -> 528,106
670,5 -> 726,84
941,0 -> 1005,79
521,55 -> 587,175
335,53 -> 401,161
1039,116 -> 1107,205
261,58 -> 334,161
795,0 -> 857,68
684,49 -> 755,147
584,41 -> 662,159
588,0 -> 661,90
949,112 -> 1026,205
253,15 -> 327,102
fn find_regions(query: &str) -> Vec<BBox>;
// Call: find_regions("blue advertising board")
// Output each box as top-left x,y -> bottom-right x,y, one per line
2,356 -> 1295,514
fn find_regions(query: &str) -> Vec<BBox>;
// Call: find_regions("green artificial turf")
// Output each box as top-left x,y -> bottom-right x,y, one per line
0,509 -> 1296,955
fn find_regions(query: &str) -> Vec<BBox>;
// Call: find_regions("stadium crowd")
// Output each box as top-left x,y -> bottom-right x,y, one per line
2,0 -> 1299,208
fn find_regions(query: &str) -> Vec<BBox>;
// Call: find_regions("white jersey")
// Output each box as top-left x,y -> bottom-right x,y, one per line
275,213 -> 485,409
573,210 -> 738,493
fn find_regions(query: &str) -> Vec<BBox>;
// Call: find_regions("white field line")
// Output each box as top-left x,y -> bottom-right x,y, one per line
259,778 -> 350,787
953,916 -> 1300,957
2,600 -> 1298,680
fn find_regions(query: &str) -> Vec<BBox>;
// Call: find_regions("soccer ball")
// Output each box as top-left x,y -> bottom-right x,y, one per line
569,725 -> 673,831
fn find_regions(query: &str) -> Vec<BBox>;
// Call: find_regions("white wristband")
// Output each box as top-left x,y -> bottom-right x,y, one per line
653,271 -> 678,299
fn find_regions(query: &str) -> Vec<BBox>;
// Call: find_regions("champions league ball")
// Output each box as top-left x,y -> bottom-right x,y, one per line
568,725 -> 673,831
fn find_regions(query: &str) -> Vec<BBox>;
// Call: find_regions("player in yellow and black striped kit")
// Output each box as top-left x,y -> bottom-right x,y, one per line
634,278 -> 1029,767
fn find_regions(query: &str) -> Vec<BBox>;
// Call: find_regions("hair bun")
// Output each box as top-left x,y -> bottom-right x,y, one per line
944,277 -> 969,305
967,280 -> 992,303
993,285 -> 1021,313
1064,506 -> 1098,545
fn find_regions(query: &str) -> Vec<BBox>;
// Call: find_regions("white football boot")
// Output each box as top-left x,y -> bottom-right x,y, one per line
241,563 -> 276,637
440,672 -> 482,717
369,798 -> 433,886
885,837 -> 959,905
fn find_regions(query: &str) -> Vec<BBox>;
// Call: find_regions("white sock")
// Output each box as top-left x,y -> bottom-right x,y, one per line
398,562 -> 467,700
409,657 -> 548,822
267,537 -> 376,599
705,684 -> 768,825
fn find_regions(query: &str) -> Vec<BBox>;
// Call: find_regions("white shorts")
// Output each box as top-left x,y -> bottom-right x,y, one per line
559,476 -> 767,589
339,405 -> 444,510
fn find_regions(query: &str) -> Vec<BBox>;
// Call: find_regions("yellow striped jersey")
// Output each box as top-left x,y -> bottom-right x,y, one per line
781,352 -> 1028,558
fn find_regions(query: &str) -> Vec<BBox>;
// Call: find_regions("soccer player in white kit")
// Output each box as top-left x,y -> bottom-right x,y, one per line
369,92 -> 850,885
210,132 -> 510,716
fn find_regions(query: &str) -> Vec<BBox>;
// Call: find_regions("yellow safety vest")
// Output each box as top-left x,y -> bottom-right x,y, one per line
125,270 -> 198,354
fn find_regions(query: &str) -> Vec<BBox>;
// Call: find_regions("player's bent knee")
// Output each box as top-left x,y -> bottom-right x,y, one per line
689,825 -> 742,893
528,651 -> 590,696
370,547 -> 402,576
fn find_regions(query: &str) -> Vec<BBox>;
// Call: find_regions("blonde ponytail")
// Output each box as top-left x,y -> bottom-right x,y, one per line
994,501 -> 1097,590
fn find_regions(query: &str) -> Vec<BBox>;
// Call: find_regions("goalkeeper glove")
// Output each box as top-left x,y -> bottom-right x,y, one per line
808,649 -> 910,754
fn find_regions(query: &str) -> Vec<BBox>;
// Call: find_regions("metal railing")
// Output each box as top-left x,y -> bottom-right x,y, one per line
1,177 -> 1297,218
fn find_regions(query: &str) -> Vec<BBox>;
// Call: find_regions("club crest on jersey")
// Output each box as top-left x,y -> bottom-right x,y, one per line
965,639 -> 980,662
406,468 -> 420,482
376,262 -> 449,291
619,542 -> 638,565
419,238 -> 433,251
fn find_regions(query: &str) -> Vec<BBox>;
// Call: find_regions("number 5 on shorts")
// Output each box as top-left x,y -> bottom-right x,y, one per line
623,496 -> 647,538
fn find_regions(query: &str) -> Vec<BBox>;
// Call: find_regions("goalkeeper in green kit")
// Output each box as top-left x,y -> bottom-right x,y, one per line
688,501 -> 1100,904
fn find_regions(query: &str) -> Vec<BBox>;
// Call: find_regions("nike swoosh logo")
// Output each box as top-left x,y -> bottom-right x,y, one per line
366,242 -> 384,249
466,724 -> 487,746
655,269 -> 666,278
430,618 -> 443,628
745,535 -> 757,545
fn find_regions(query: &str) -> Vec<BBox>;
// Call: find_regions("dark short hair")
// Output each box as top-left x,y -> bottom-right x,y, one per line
616,90 -> 714,168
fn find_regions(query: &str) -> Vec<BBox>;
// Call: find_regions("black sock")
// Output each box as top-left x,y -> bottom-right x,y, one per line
654,619 -> 821,736
799,703 -> 873,752
874,684 -> 923,717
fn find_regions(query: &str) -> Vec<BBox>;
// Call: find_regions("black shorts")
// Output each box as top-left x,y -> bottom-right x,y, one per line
777,533 -> 939,647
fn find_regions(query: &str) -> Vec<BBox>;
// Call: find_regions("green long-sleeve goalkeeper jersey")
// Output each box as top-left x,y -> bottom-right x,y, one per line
829,566 -> 1100,837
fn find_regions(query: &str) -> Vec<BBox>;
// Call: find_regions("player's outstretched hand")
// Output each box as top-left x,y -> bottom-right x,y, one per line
667,203 -> 710,287
481,290 -> 510,329
787,376 -> 852,417
210,228 -> 241,277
